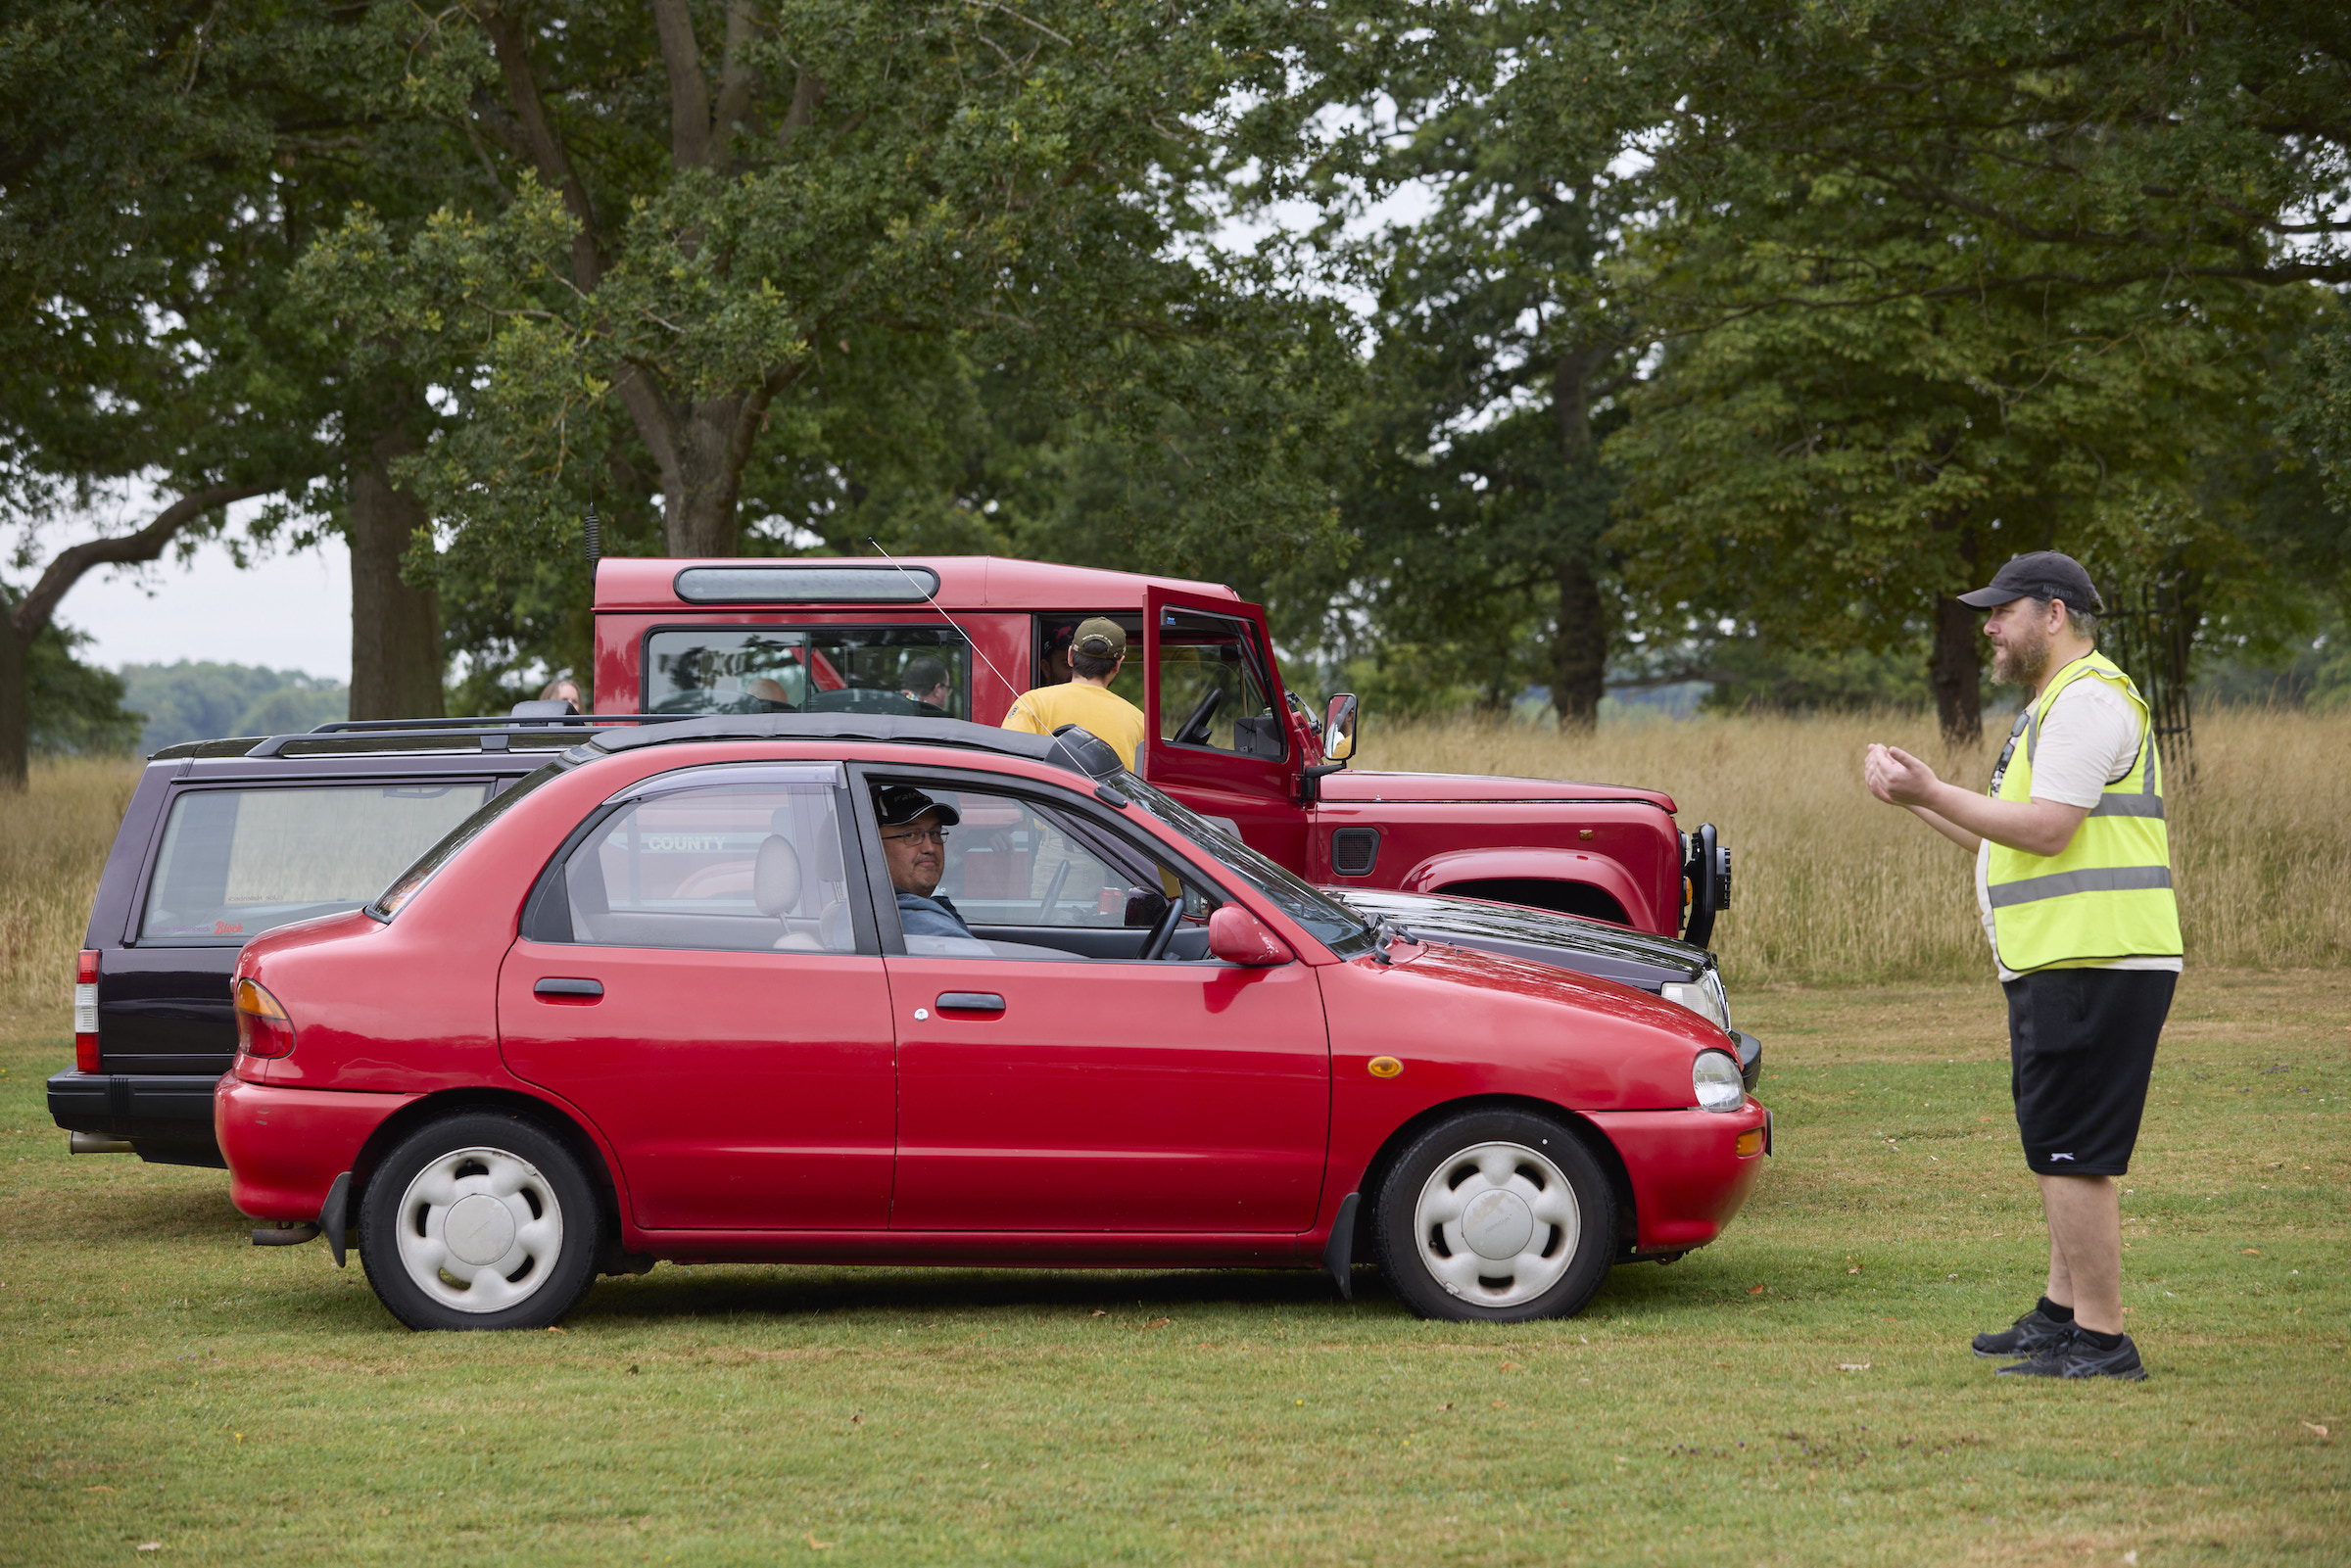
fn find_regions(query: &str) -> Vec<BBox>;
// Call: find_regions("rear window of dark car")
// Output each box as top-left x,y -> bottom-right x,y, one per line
137,783 -> 494,944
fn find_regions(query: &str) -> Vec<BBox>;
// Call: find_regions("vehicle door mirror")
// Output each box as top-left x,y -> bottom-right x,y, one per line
1207,905 -> 1292,967
1321,693 -> 1359,763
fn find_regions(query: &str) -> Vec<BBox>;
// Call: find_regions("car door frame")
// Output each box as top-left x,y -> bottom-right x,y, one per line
1140,586 -> 1308,871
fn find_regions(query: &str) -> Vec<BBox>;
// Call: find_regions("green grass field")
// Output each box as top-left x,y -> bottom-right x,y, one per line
3,971 -> 2344,1566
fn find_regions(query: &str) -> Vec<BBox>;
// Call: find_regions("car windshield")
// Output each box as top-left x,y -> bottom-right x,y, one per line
1115,775 -> 1376,955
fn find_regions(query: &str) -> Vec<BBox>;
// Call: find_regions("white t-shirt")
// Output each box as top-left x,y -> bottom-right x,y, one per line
1975,671 -> 2183,980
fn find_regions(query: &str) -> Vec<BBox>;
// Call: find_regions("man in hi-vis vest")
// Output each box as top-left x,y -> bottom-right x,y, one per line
1865,551 -> 2181,1382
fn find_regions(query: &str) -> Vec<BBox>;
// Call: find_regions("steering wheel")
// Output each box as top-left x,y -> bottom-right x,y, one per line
1033,858 -> 1072,925
1174,686 -> 1226,746
1137,892 -> 1185,961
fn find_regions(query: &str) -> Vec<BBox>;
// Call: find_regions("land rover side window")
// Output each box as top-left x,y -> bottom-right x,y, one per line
557,782 -> 858,953
644,627 -> 970,718
874,783 -> 1212,961
139,783 -> 492,943
1034,614 -> 1146,713
1157,610 -> 1284,760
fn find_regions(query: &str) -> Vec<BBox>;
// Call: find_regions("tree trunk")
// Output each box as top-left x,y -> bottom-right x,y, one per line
0,626 -> 26,790
1550,347 -> 1609,731
347,424 -> 446,721
661,398 -> 751,556
1929,594 -> 1982,746
1552,553 -> 1607,729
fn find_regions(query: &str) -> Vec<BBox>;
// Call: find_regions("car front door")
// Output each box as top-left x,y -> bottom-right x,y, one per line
498,762 -> 896,1231
858,771 -> 1331,1234
1140,586 -> 1309,873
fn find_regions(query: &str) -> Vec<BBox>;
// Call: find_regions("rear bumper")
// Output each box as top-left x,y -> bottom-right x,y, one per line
48,1069 -> 226,1167
1590,1100 -> 1770,1255
216,1076 -> 421,1222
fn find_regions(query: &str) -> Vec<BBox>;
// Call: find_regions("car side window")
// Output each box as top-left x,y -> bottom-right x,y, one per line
1156,610 -> 1284,760
140,783 -> 493,943
550,782 -> 860,954
872,783 -> 1214,961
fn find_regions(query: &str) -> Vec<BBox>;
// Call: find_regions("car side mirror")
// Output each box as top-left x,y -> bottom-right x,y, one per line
1321,693 -> 1359,763
1208,905 -> 1292,967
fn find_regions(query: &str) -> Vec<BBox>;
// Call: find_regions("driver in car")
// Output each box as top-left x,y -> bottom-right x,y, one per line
875,784 -> 977,939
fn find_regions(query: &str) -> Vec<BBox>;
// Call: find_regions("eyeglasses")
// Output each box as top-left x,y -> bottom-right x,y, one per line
881,827 -> 950,847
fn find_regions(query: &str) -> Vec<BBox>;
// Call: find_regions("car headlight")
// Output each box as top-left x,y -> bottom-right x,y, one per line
1693,1050 -> 1746,1113
1661,971 -> 1731,1033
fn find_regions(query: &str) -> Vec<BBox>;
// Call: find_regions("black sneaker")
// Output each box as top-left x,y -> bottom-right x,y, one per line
1994,1332 -> 2147,1382
1972,1307 -> 2073,1359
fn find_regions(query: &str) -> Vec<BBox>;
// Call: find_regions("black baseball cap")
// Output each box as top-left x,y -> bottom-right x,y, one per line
873,784 -> 960,829
1955,550 -> 2104,615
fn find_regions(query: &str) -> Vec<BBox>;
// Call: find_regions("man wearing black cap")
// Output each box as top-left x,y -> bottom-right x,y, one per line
1863,550 -> 2182,1382
873,784 -> 976,939
1002,616 -> 1147,770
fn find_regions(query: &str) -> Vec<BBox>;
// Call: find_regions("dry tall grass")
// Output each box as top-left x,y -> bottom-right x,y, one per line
1361,707 -> 2351,984
1,758 -> 141,1012
0,713 -> 2341,1006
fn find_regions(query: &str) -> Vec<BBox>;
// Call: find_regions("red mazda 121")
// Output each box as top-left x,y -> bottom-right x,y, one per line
217,715 -> 1769,1330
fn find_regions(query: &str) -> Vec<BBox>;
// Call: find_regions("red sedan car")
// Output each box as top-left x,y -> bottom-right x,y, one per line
218,715 -> 1768,1330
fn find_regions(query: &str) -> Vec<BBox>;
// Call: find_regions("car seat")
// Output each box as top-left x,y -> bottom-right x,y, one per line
753,830 -> 853,952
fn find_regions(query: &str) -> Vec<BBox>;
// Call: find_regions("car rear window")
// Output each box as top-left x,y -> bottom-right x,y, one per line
138,783 -> 494,944
644,627 -> 971,719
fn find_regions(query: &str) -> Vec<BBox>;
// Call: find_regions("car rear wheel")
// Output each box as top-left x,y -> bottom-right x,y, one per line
358,1113 -> 600,1331
1373,1109 -> 1615,1323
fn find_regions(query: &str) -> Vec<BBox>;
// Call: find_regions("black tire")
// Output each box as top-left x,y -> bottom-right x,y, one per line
358,1112 -> 602,1331
1372,1108 -> 1616,1323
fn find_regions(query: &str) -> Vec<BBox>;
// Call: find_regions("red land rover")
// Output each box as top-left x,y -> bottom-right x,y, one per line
590,557 -> 1732,946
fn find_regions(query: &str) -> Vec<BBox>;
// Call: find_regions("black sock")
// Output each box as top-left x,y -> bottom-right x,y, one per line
2037,1296 -> 2075,1323
2074,1326 -> 2124,1352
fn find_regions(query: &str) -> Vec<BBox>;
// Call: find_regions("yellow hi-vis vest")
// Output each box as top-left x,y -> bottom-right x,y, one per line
1985,652 -> 2183,973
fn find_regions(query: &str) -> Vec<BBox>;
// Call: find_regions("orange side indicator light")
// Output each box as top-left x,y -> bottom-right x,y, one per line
1367,1056 -> 1404,1078
1734,1127 -> 1764,1158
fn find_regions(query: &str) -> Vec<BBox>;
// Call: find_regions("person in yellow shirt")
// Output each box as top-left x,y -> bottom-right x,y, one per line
1002,617 -> 1147,770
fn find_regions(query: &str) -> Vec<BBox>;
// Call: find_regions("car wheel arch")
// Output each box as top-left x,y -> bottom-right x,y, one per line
347,1088 -> 627,1259
1347,1093 -> 1638,1268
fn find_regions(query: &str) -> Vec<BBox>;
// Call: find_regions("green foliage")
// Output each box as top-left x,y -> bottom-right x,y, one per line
24,623 -> 139,757
120,662 -> 347,752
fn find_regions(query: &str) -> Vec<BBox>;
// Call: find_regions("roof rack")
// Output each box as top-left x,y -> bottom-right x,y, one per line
243,713 -> 682,759
575,712 -> 1125,781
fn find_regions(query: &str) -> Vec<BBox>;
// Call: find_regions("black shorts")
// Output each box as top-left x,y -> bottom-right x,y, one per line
2004,968 -> 2177,1177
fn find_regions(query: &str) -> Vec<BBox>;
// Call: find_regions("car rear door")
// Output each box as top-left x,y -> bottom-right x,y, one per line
1140,586 -> 1308,873
498,762 -> 897,1231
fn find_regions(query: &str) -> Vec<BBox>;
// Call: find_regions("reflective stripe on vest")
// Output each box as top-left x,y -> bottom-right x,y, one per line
1985,652 -> 2183,972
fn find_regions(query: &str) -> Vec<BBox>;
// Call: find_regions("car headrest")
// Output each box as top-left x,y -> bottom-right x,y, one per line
774,806 -> 845,881
753,834 -> 803,917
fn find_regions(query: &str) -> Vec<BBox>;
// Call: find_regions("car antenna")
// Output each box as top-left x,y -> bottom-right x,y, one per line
866,537 -> 1018,700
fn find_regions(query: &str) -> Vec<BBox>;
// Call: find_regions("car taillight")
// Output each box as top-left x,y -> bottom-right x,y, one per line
74,949 -> 99,1072
234,977 -> 297,1059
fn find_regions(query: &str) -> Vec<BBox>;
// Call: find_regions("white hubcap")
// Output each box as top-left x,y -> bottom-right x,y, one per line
1414,1140 -> 1581,1308
393,1146 -> 564,1314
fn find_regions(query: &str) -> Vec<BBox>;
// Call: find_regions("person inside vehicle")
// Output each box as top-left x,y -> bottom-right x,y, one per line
875,784 -> 976,938
538,676 -> 584,712
899,655 -> 953,715
1002,616 -> 1146,770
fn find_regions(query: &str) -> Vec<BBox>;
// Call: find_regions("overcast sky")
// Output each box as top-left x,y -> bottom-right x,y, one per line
62,530 -> 354,683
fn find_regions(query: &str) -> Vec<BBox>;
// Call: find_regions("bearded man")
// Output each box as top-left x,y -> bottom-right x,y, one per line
1864,551 -> 2182,1382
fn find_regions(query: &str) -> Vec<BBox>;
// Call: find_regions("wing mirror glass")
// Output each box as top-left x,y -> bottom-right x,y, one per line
1321,693 -> 1359,763
1207,905 -> 1292,967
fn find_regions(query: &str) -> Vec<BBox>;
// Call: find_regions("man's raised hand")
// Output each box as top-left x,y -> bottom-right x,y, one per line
1864,743 -> 1942,807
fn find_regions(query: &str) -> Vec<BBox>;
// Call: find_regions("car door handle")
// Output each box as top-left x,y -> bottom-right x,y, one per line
534,977 -> 603,1000
936,991 -> 1005,1014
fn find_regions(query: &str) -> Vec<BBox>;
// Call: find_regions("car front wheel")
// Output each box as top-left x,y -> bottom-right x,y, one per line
358,1112 -> 601,1331
1374,1109 -> 1615,1323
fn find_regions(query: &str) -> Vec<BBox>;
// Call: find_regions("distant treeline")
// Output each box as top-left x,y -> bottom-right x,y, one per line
120,663 -> 347,754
